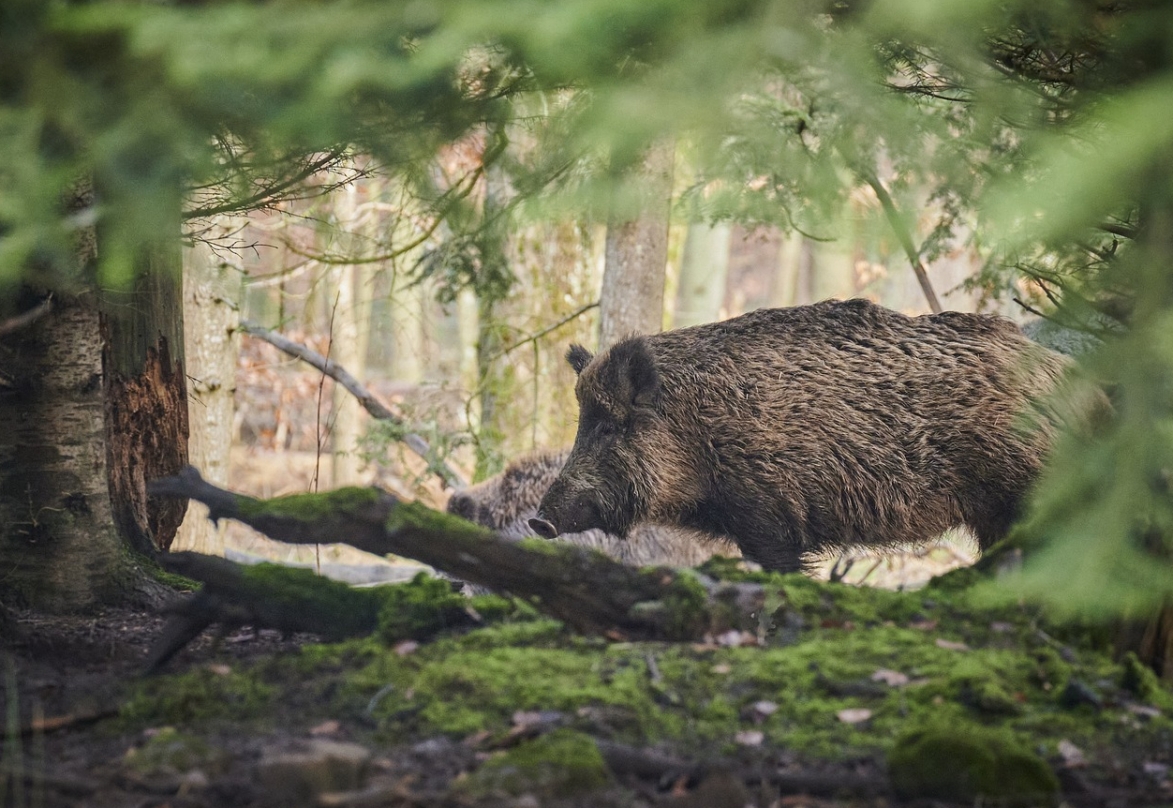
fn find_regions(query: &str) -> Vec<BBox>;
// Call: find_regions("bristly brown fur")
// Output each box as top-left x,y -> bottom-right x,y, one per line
537,298 -> 1091,573
566,344 -> 593,375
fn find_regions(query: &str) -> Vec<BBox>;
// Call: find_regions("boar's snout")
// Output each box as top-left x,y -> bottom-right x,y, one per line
528,516 -> 559,539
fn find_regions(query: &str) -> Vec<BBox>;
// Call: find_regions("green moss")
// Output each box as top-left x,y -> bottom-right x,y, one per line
384,500 -> 491,539
120,565 -> 1173,785
1120,651 -> 1161,701
239,563 -> 382,639
121,668 -> 274,727
467,593 -> 538,623
888,722 -> 1059,805
375,572 -> 475,643
235,486 -> 382,521
1031,647 -> 1071,691
516,536 -> 564,555
459,730 -> 611,798
656,569 -> 711,638
951,658 -> 1026,715
124,727 -> 225,775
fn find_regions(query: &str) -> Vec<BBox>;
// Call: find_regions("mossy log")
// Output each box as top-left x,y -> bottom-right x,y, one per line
148,467 -> 766,647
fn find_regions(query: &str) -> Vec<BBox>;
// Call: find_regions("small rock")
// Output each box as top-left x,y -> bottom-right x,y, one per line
1057,739 -> 1087,767
872,668 -> 910,687
177,769 -> 209,794
1143,761 -> 1170,779
734,730 -> 764,746
310,720 -> 341,736
1127,703 -> 1162,720
935,638 -> 969,652
752,700 -> 778,717
512,710 -> 563,729
1059,679 -> 1102,711
836,708 -> 872,725
256,739 -> 372,803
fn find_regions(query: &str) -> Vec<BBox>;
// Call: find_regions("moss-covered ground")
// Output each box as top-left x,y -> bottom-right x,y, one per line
113,563 -> 1173,806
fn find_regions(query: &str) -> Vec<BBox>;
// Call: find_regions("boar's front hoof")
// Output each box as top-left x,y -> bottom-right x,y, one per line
528,517 -> 559,539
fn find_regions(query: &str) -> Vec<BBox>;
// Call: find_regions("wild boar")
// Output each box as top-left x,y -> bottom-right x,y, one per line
446,450 -> 736,567
531,298 -> 1076,573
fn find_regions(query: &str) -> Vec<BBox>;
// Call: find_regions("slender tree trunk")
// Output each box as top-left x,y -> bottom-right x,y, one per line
769,233 -> 804,308
173,238 -> 242,554
674,222 -> 731,328
473,158 -> 513,481
598,142 -> 674,348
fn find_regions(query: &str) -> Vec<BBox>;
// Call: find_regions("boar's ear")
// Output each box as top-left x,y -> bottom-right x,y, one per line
610,337 -> 660,411
566,344 -> 593,376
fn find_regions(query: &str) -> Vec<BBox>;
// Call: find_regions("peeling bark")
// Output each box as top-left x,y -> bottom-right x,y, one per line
101,250 -> 190,555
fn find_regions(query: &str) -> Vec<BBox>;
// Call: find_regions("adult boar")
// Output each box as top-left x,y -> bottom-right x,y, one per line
447,450 -> 736,567
531,298 -> 1075,573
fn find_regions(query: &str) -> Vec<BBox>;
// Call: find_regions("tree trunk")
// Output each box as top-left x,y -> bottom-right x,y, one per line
598,142 -> 674,348
673,223 -> 731,328
173,238 -> 242,554
472,160 -> 514,481
0,293 -> 125,610
0,181 -> 187,610
102,245 -> 190,557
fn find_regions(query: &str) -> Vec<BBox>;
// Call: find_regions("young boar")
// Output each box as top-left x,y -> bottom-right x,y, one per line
446,450 -> 736,567
531,298 -> 1075,573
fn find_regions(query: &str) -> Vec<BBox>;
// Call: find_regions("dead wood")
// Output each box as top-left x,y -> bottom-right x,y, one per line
145,551 -> 390,672
238,320 -> 466,489
148,467 -> 764,646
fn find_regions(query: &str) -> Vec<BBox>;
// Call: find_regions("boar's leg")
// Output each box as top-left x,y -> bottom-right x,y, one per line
742,545 -> 809,574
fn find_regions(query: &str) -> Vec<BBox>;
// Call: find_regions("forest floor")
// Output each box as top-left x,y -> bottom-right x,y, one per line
4,560 -> 1173,808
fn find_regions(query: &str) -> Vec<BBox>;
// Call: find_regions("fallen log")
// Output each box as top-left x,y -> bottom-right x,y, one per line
147,467 -> 766,652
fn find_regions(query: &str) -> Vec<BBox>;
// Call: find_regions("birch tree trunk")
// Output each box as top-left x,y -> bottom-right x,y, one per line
327,183 -> 373,488
0,184 -> 187,609
598,142 -> 674,348
673,222 -> 731,328
173,238 -> 242,554
0,293 -> 125,609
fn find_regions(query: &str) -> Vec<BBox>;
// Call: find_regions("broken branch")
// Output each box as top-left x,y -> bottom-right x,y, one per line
148,467 -> 761,644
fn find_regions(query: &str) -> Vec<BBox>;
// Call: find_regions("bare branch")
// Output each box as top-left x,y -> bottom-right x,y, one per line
0,296 -> 53,338
860,172 -> 943,314
238,320 -> 467,489
485,301 -> 600,365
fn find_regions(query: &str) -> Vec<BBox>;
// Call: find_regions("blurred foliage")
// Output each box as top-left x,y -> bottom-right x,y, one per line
3,0 -> 1173,611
